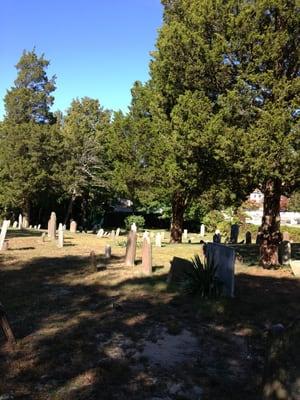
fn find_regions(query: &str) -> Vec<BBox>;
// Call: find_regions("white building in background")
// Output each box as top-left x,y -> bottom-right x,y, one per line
249,189 -> 264,205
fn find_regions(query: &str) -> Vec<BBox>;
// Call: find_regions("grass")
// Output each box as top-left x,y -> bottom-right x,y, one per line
0,228 -> 299,399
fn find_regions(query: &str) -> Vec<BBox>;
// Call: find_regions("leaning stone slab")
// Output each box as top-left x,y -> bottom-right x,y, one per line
125,230 -> 137,267
48,212 -> 57,240
206,243 -> 235,297
0,220 -> 10,251
142,236 -> 152,276
167,257 -> 194,285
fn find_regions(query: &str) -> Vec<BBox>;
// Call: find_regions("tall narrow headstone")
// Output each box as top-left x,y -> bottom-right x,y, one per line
116,228 -> 120,237
0,220 -> 10,251
230,224 -> 239,244
142,236 -> 152,276
124,230 -> 137,267
37,224 -> 41,230
131,222 -> 137,232
12,221 -> 18,228
97,228 -> 104,237
18,214 -> 22,230
90,251 -> 96,271
49,212 -> 57,240
70,220 -> 77,233
200,224 -> 205,237
22,217 -> 29,229
41,232 -> 46,243
245,231 -> 252,244
155,233 -> 162,247
57,224 -> 64,248
183,229 -> 188,240
105,244 -> 111,259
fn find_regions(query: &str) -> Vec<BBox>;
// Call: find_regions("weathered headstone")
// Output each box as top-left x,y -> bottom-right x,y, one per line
12,221 -> 18,228
155,232 -> 162,247
131,222 -> 137,232
230,224 -> 239,244
41,232 -> 46,243
22,217 -> 29,229
245,231 -> 252,244
279,240 -> 291,266
105,244 -> 111,259
97,228 -> 104,237
57,224 -> 64,248
70,220 -> 77,233
142,236 -> 152,276
167,257 -> 193,285
111,230 -> 116,239
183,229 -> 188,240
124,230 -> 137,267
116,228 -> 120,237
150,232 -> 154,239
206,243 -> 235,297
18,214 -> 22,230
200,224 -> 205,237
0,220 -> 10,251
48,212 -> 57,240
29,225 -> 32,229
37,224 -> 41,230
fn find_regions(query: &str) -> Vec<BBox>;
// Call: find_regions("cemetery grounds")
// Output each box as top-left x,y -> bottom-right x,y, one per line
0,229 -> 299,400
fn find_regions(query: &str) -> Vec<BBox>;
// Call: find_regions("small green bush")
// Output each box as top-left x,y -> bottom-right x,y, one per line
202,210 -> 225,232
124,215 -> 145,231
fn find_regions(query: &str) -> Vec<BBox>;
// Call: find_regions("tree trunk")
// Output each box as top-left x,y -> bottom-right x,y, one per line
64,193 -> 76,226
170,192 -> 186,243
22,198 -> 31,227
258,179 -> 282,268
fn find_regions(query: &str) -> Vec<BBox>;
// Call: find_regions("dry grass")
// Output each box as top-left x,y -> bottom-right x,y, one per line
0,229 -> 299,400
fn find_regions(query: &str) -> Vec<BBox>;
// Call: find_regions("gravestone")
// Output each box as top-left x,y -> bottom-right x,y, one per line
142,236 -> 152,276
48,212 -> 57,240
70,220 -> 77,233
34,225 -> 37,229
116,228 -> 120,237
125,230 -> 137,267
111,230 -> 116,239
183,229 -> 188,240
206,243 -> 235,297
18,214 -> 22,230
131,222 -> 137,232
167,257 -> 193,285
0,220 -> 10,251
12,221 -> 18,228
29,225 -> 32,229
57,224 -> 64,248
97,228 -> 104,237
105,244 -> 111,259
41,232 -> 46,243
245,231 -> 252,244
279,238 -> 291,266
213,230 -> 222,243
230,224 -> 239,244
200,224 -> 205,237
22,217 -> 29,229
155,233 -> 162,247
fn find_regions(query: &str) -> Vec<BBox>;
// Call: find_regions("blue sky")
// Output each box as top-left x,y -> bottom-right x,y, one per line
0,0 -> 163,119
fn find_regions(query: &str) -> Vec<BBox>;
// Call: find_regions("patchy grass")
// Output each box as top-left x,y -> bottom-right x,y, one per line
0,229 -> 299,399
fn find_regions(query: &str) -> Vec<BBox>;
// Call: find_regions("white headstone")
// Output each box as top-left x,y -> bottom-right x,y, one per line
57,225 -> 64,248
70,220 -> 77,233
34,225 -> 37,229
111,230 -> 116,239
37,224 -> 41,230
143,231 -> 149,239
22,217 -> 29,229
116,228 -> 120,237
131,222 -> 137,232
200,224 -> 205,237
183,229 -> 188,239
29,225 -> 32,229
105,244 -> 111,259
97,228 -> 104,237
0,220 -> 10,251
142,236 -> 152,276
155,232 -> 161,247
18,214 -> 22,230
13,221 -> 18,228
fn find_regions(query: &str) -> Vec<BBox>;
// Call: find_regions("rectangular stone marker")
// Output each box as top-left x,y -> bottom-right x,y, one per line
12,221 -> 18,228
70,220 -> 77,233
48,212 -> 57,240
0,220 -> 10,251
230,224 -> 239,243
206,243 -> 235,297
105,244 -> 111,259
183,229 -> 188,240
57,224 -> 64,248
116,228 -> 120,237
245,231 -> 252,244
167,257 -> 193,285
41,232 -> 46,243
34,225 -> 37,229
37,224 -> 41,230
125,230 -> 137,267
18,214 -> 22,230
290,260 -> 300,277
200,224 -> 205,237
142,236 -> 152,276
22,217 -> 29,229
155,232 -> 161,247
97,228 -> 104,237
111,230 -> 115,239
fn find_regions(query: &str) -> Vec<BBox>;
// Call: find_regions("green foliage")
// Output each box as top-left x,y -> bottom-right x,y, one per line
181,254 -> 222,298
4,49 -> 56,124
124,215 -> 145,231
287,192 -> 300,212
202,210 -> 225,233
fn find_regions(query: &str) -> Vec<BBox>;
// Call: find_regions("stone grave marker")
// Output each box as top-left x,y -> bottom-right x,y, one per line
97,228 -> 104,237
0,220 -> 10,251
12,221 -> 18,228
245,231 -> 252,244
48,212 -> 57,240
143,231 -> 149,239
200,224 -> 205,237
142,235 -> 152,276
213,230 -> 222,243
111,230 -> 116,239
116,228 -> 120,237
18,214 -> 22,229
279,233 -> 291,266
167,257 -> 193,285
29,225 -> 32,229
34,225 -> 37,229
230,224 -> 239,244
57,224 -> 64,248
70,220 -> 77,233
22,217 -> 29,229
37,224 -> 41,230
125,230 -> 137,267
183,229 -> 188,240
105,244 -> 111,259
131,222 -> 137,232
155,232 -> 162,247
206,243 -> 235,297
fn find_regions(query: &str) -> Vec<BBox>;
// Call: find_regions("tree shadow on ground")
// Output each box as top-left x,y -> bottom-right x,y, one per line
0,255 -> 299,400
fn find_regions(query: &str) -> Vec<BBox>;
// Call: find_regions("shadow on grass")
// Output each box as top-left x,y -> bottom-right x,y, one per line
0,253 -> 299,399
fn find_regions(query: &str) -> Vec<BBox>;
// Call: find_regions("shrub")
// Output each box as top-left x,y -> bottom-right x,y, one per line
202,210 -> 225,232
124,215 -> 145,231
181,254 -> 222,298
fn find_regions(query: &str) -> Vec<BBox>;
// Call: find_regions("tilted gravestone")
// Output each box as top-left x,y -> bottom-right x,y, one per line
167,257 -> 193,285
0,220 -> 10,251
230,224 -> 239,244
48,212 -> 57,240
116,228 -> 120,237
131,223 -> 137,232
37,224 -> 41,230
97,228 -> 104,238
70,220 -> 77,233
22,217 -> 29,229
155,232 -> 162,247
245,231 -> 252,244
111,230 -> 116,239
142,236 -> 152,276
206,243 -> 235,297
18,214 -> 22,230
12,221 -> 18,228
124,230 -> 137,267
